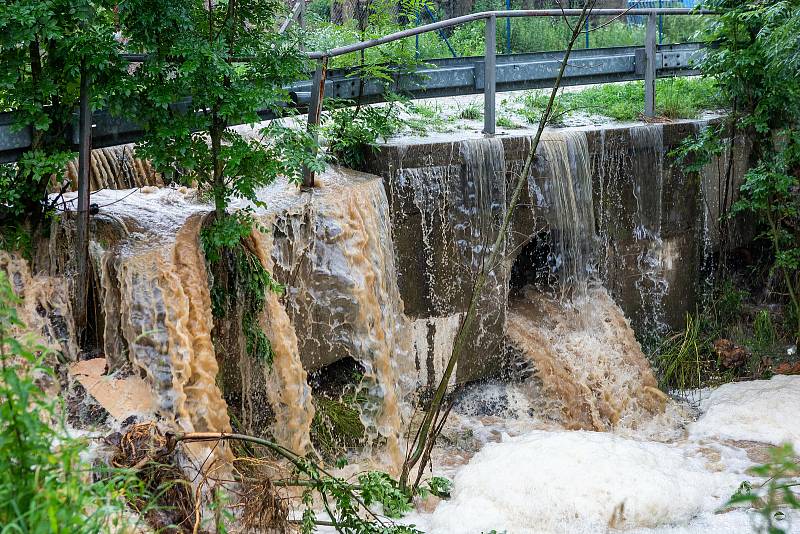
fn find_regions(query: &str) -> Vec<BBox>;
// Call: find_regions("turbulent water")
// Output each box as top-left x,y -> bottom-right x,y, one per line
8,124 -> 794,533
507,286 -> 666,432
48,167 -> 412,467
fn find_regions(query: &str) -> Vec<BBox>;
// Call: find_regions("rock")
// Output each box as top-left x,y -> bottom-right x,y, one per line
69,358 -> 157,422
774,361 -> 800,375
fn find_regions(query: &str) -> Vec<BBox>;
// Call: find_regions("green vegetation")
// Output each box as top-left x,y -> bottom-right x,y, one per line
519,77 -> 722,124
650,276 -> 793,391
323,100 -> 405,168
120,0 -> 321,249
729,444 -> 800,534
305,0 -> 710,63
311,394 -> 366,458
459,102 -> 483,120
0,0 -> 125,233
0,271 -> 139,532
208,238 -> 283,366
677,0 -> 800,344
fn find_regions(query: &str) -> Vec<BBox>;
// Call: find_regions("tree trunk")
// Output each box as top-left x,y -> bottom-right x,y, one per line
331,0 -> 357,23
441,0 -> 474,22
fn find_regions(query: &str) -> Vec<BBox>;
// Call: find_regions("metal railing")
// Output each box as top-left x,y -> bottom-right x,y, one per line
301,7 -> 712,184
0,8 -> 714,174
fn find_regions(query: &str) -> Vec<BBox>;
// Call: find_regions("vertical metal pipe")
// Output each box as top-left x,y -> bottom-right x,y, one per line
75,60 -> 93,341
658,0 -> 663,44
303,56 -> 327,188
505,0 -> 511,54
585,17 -> 590,49
644,12 -> 657,117
415,9 -> 421,59
484,15 -> 496,135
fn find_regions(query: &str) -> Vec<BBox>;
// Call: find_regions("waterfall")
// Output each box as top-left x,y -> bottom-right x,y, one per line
0,252 -> 77,362
279,172 -> 412,468
536,130 -> 598,302
51,167 -> 412,466
630,125 -> 669,337
391,137 -> 507,384
59,145 -> 161,192
249,224 -> 315,456
507,129 -> 666,430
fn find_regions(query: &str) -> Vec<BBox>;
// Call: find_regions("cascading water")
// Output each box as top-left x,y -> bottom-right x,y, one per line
535,130 -> 598,301
391,137 -> 507,384
59,144 -> 161,192
630,125 -> 670,337
506,130 -> 666,431
51,166 -> 413,467
12,120 -> 787,533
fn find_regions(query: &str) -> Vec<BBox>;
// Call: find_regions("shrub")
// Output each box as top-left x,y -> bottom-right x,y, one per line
0,271 -> 139,532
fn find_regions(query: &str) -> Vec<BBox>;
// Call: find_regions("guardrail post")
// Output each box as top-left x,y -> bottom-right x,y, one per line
644,12 -> 657,117
484,15 -> 496,135
303,56 -> 327,188
75,60 -> 92,343
505,0 -> 511,54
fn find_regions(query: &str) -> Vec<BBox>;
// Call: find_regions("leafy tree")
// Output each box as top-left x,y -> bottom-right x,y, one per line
118,0 -> 323,249
684,0 -> 800,342
0,0 -> 125,229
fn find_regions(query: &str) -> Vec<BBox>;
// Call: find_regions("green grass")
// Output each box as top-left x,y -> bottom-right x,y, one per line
496,115 -> 520,129
458,102 -> 483,120
519,77 -> 723,123
405,102 -> 455,133
303,4 -> 713,65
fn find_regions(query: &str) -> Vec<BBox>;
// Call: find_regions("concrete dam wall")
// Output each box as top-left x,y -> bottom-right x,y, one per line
28,118 -> 751,443
365,120 -> 751,383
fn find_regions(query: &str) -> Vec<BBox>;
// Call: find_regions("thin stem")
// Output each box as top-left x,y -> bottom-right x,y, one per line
400,0 -> 598,491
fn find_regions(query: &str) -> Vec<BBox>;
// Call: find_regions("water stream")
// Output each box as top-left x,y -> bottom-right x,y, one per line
8,124 -> 797,532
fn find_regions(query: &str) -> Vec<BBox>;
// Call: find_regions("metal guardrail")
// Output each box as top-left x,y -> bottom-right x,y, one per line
300,7 -> 712,184
0,8 -> 713,173
0,42 -> 704,165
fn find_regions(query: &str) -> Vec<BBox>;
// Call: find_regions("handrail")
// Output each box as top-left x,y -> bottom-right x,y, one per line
300,7 -> 715,185
306,8 -> 712,59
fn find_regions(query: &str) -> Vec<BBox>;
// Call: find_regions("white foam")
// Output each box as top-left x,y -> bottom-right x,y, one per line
690,375 -> 800,449
416,430 -> 738,534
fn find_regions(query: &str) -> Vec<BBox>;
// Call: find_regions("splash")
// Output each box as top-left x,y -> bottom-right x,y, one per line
507,286 -> 666,431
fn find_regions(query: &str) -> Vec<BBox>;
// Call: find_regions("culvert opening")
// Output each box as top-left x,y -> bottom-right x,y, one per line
509,232 -> 556,296
307,358 -> 367,458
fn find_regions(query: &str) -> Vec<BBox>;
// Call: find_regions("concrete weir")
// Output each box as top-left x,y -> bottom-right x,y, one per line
365,120 -> 751,383
35,119 -> 752,440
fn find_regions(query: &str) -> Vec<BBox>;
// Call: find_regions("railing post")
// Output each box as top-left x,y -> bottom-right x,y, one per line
644,12 -> 657,117
303,56 -> 327,188
505,0 -> 511,54
484,15 -> 496,135
75,59 -> 92,343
